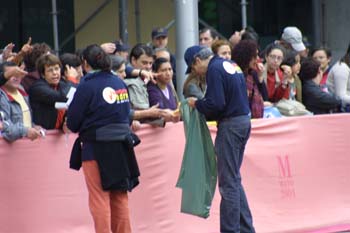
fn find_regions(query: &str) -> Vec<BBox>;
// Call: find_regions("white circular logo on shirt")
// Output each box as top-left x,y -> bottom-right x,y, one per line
102,87 -> 116,104
223,61 -> 236,74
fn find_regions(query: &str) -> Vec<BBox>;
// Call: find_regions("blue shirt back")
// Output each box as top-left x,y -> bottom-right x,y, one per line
67,71 -> 131,133
196,56 -> 250,120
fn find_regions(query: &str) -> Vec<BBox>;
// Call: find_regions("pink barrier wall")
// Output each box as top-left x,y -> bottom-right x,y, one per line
1,114 -> 350,233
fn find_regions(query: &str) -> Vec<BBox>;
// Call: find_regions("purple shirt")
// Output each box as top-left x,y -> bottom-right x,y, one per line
147,82 -> 177,110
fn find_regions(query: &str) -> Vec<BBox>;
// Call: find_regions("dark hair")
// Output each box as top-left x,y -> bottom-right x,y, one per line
199,28 -> 218,39
340,43 -> 350,66
264,43 -> 286,58
211,40 -> 232,55
0,61 -> 17,73
23,43 -> 52,72
152,57 -> 170,72
36,54 -> 62,76
232,40 -> 258,75
82,44 -> 111,71
59,53 -> 82,75
110,55 -> 126,71
299,58 -> 320,81
311,47 -> 332,58
129,43 -> 153,63
241,26 -> 259,43
281,50 -> 299,67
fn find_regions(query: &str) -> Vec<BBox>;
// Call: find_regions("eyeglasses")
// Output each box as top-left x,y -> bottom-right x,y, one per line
45,66 -> 61,73
268,54 -> 283,61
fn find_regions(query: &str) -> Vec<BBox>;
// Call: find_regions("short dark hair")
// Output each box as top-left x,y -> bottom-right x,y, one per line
264,43 -> 286,58
23,43 -> 52,72
36,54 -> 62,77
281,50 -> 299,67
199,28 -> 218,39
0,61 -> 17,73
129,43 -> 153,63
59,53 -> 82,75
152,57 -> 170,72
82,44 -> 111,71
110,55 -> 126,71
299,58 -> 320,81
311,47 -> 332,58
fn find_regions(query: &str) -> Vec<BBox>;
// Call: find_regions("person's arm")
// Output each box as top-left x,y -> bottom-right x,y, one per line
147,84 -> 163,108
67,85 -> 91,133
332,64 -> 350,104
0,94 -> 39,141
29,81 -> 68,106
195,66 -> 226,118
0,66 -> 28,86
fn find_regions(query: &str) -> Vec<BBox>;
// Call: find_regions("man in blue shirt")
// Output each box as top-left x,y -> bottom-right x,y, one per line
187,45 -> 255,233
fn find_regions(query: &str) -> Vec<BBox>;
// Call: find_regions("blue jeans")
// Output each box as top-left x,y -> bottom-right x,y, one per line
215,115 -> 255,233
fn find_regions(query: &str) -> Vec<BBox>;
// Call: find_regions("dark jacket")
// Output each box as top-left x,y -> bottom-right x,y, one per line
67,71 -> 139,191
196,56 -> 250,120
70,123 -> 140,191
302,79 -> 341,114
29,78 -> 71,129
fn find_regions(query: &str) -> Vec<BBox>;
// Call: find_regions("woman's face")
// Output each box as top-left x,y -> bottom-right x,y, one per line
43,64 -> 61,85
248,50 -> 259,70
217,45 -> 231,60
312,50 -> 330,70
265,48 -> 284,71
131,54 -> 153,71
156,62 -> 173,85
116,63 -> 126,80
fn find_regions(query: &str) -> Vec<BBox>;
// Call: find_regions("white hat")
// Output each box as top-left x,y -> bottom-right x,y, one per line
281,26 -> 306,52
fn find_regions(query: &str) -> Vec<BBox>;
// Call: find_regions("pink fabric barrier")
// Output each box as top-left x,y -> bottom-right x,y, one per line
1,114 -> 350,233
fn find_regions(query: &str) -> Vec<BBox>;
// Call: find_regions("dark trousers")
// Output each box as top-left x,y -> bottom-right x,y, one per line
215,115 -> 255,233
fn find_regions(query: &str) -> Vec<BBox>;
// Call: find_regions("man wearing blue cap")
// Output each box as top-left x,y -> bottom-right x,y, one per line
187,46 -> 255,233
151,27 -> 177,88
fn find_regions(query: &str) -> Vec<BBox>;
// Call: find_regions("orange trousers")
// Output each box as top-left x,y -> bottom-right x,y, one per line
82,160 -> 132,233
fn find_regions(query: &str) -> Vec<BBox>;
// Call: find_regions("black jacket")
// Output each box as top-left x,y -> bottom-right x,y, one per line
29,78 -> 71,129
302,79 -> 341,114
70,123 -> 140,191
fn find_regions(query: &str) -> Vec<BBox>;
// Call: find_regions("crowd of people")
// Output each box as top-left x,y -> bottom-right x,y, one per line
1,24 -> 350,233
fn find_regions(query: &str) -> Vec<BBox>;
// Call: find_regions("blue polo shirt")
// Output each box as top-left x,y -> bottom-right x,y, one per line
67,71 -> 131,160
195,56 -> 250,121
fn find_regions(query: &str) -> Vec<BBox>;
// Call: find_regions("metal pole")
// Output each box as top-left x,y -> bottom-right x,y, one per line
241,0 -> 247,29
175,0 -> 199,100
312,0 -> 322,47
119,0 -> 128,43
51,0 -> 59,54
135,0 -> 141,43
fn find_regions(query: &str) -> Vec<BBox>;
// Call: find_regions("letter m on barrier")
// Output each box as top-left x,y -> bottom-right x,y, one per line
277,155 -> 292,178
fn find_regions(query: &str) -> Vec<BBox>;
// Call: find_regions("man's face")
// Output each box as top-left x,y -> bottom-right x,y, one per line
199,31 -> 214,47
132,54 -> 153,71
4,66 -> 21,90
152,36 -> 168,49
192,57 -> 211,76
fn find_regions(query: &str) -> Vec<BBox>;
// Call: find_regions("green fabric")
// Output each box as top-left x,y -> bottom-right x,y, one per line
176,100 -> 217,218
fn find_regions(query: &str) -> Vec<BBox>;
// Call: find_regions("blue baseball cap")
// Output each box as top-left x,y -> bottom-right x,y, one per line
151,27 -> 168,39
184,45 -> 212,74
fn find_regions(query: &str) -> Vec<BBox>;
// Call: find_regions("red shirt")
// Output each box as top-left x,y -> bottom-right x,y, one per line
266,69 -> 290,102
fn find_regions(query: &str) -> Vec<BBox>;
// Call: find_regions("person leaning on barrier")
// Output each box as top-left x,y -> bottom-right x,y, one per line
0,62 -> 42,141
28,53 -> 72,131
